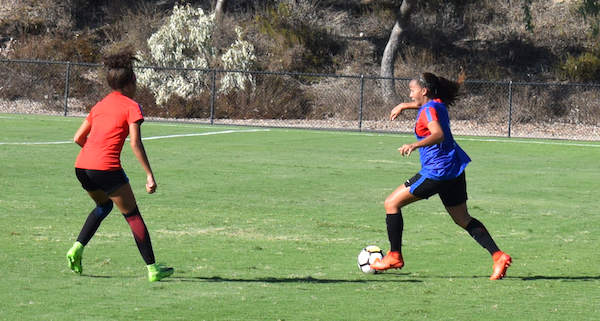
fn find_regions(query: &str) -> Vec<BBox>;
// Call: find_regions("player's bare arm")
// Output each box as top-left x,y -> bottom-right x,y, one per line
390,101 -> 420,121
74,120 -> 91,147
129,121 -> 157,194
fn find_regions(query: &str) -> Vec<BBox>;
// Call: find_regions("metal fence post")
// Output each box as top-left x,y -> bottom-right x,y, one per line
210,69 -> 216,125
63,61 -> 71,116
507,80 -> 513,138
358,75 -> 364,131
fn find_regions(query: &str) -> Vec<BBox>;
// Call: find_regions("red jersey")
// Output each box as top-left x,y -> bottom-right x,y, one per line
75,92 -> 144,170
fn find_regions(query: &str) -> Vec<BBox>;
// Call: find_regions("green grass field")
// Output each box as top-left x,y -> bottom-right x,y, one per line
1,114 -> 599,320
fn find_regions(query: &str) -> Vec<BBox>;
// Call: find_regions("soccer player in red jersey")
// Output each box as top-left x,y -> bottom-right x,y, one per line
66,48 -> 173,282
370,72 -> 511,280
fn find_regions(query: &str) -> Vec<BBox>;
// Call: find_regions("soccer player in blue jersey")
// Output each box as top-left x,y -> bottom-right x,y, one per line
370,72 -> 512,280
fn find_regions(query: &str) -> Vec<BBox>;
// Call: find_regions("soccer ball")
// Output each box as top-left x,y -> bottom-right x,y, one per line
357,245 -> 384,274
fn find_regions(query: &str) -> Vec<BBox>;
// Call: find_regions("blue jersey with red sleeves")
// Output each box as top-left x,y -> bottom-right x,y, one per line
414,99 -> 471,180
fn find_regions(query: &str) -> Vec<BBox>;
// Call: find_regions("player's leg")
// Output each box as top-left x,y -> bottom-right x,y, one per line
371,183 -> 420,271
68,170 -> 116,274
79,190 -> 113,243
67,190 -> 113,274
384,183 -> 420,253
441,173 -> 502,253
446,202 -> 501,251
441,173 -> 511,280
446,203 -> 512,280
109,183 -> 173,282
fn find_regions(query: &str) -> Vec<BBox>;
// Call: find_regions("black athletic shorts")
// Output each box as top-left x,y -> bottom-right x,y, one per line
75,168 -> 129,195
404,171 -> 468,207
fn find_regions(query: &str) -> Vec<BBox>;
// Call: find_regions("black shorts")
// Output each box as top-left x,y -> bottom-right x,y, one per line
75,168 -> 129,195
404,171 -> 468,207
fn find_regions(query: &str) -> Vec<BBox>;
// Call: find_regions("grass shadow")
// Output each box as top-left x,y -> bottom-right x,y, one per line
518,275 -> 600,282
168,275 -> 423,283
77,274 -> 600,283
80,274 -> 138,279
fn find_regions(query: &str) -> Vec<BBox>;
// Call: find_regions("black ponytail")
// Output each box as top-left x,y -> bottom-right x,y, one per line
416,72 -> 465,107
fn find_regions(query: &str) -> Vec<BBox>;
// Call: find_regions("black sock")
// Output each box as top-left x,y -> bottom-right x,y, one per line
123,207 -> 155,265
76,200 -> 112,245
465,218 -> 500,255
386,212 -> 404,252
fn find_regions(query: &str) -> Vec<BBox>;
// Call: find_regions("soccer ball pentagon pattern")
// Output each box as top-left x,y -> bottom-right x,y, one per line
357,245 -> 384,274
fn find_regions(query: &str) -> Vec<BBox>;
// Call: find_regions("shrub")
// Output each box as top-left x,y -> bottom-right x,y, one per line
215,73 -> 313,119
253,0 -> 343,74
136,72 -> 314,120
137,3 -> 256,106
558,52 -> 600,82
576,0 -> 600,37
9,30 -> 99,62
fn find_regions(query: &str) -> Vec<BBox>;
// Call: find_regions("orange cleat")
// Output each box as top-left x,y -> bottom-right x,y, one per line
370,251 -> 404,271
490,252 -> 512,280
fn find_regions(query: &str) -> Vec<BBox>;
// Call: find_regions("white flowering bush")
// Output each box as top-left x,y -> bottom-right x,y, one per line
220,27 -> 256,93
137,4 -> 255,106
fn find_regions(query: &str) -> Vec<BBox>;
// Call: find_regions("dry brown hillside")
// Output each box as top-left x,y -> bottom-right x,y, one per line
0,0 -> 599,82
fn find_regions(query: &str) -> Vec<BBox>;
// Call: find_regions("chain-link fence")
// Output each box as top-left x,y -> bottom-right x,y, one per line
1,59 -> 599,140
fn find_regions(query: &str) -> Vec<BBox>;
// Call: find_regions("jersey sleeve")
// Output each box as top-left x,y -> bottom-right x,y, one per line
85,107 -> 95,123
424,106 -> 439,122
127,102 -> 144,125
415,106 -> 439,137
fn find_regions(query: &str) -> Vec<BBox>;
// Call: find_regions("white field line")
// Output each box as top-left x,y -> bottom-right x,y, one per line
0,140 -> 73,145
2,124 -> 599,148
322,131 -> 600,148
454,136 -> 600,148
142,128 -> 269,140
0,128 -> 270,145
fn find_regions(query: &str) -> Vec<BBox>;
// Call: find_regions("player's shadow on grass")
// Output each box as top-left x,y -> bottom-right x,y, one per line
81,274 -> 139,279
429,275 -> 600,281
518,275 -> 600,282
80,274 -> 600,282
171,275 -> 423,283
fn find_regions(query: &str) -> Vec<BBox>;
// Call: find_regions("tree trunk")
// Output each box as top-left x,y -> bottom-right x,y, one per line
381,0 -> 416,105
215,0 -> 228,23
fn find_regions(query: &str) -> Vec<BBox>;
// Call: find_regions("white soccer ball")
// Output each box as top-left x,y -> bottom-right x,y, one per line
357,245 -> 384,274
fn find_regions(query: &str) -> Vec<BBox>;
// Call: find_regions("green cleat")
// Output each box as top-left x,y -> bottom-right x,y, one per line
66,242 -> 84,274
147,263 -> 174,282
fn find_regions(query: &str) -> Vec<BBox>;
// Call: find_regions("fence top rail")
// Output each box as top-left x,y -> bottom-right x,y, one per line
1,58 -> 599,87
0,58 -> 101,67
465,78 -> 600,87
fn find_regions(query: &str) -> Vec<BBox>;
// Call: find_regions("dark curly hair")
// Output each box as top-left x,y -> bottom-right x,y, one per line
103,48 -> 139,90
416,72 -> 465,107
